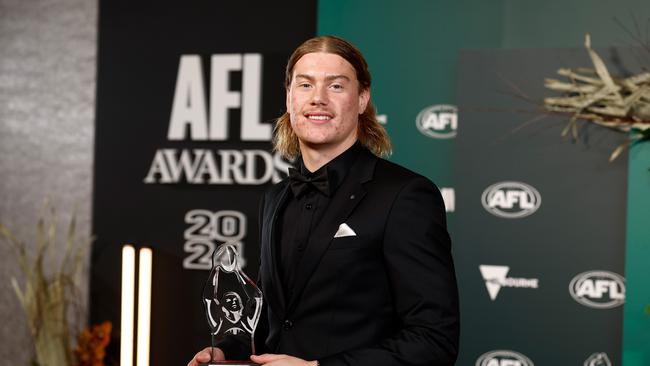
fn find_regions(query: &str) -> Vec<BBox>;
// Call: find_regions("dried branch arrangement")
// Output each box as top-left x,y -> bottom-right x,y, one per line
0,202 -> 109,366
543,34 -> 650,161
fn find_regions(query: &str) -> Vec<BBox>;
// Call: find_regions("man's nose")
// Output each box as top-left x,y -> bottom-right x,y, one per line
310,85 -> 328,105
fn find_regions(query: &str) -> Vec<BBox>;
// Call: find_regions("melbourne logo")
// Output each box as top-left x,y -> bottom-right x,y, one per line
584,352 -> 611,366
481,181 -> 541,218
479,265 -> 539,300
476,350 -> 534,366
569,271 -> 625,309
416,104 -> 457,139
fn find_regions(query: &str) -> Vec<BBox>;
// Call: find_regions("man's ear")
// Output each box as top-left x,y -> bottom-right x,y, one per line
358,88 -> 370,114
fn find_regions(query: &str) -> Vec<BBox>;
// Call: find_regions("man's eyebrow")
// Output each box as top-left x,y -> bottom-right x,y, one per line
294,74 -> 314,81
325,74 -> 351,81
294,74 -> 351,82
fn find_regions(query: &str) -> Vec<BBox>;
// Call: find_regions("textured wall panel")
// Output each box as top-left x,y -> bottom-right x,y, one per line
0,0 -> 97,363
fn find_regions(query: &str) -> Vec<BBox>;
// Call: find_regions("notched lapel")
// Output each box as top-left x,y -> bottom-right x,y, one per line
260,183 -> 290,318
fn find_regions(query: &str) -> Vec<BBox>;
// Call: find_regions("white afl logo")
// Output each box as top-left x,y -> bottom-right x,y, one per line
476,350 -> 534,366
481,181 -> 541,218
415,104 -> 457,139
569,271 -> 625,309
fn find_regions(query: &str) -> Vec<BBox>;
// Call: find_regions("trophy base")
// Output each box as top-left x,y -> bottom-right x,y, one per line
200,362 -> 260,366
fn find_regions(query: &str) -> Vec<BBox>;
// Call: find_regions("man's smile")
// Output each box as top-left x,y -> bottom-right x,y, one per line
304,112 -> 334,122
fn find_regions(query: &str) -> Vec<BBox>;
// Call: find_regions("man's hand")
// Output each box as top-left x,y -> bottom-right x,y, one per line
187,347 -> 225,366
251,353 -> 317,366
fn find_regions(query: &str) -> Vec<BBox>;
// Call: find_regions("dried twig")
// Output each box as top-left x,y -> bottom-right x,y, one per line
543,34 -> 650,161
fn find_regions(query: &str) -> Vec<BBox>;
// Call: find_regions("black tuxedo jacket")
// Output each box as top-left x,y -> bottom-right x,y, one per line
223,147 -> 459,365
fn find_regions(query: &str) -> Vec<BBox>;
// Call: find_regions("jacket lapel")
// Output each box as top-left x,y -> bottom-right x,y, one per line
260,182 -> 290,319
286,150 -> 377,312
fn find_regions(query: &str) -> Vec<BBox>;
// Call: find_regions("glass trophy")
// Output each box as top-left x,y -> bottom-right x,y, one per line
201,243 -> 263,366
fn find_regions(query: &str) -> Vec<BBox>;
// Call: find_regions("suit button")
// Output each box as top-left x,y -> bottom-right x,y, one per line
283,319 -> 293,330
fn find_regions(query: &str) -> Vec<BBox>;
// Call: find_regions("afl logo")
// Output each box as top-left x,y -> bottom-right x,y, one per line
481,181 -> 541,218
416,104 -> 457,139
584,352 -> 612,366
569,271 -> 625,309
476,350 -> 534,366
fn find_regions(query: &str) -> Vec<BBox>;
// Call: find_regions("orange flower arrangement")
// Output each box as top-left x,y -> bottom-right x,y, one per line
74,321 -> 112,366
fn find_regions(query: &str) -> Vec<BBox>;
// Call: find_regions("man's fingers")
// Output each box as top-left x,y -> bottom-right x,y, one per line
187,350 -> 210,366
196,347 -> 214,361
188,347 -> 223,366
251,353 -> 288,363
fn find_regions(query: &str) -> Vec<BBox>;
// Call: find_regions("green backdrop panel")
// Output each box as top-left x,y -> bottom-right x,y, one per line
623,140 -> 650,366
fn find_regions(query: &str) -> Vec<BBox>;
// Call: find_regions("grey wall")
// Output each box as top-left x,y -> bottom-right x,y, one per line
0,0 -> 97,363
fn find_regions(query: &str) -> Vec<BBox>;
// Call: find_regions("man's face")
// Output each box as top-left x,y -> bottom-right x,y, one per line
286,52 -> 369,155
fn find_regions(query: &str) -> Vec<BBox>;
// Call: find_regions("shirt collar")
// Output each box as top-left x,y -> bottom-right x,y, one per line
298,141 -> 362,195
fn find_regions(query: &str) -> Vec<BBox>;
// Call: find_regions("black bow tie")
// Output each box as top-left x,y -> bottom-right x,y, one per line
288,167 -> 330,198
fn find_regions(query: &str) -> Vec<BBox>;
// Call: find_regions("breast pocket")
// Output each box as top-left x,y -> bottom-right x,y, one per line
327,235 -> 371,250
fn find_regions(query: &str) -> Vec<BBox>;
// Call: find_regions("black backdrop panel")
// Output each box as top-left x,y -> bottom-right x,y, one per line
454,48 -> 630,365
91,2 -> 316,365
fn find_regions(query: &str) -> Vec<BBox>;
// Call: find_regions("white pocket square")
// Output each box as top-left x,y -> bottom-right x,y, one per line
334,223 -> 356,238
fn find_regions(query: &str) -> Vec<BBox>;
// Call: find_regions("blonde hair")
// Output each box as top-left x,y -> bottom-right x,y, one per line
273,35 -> 392,160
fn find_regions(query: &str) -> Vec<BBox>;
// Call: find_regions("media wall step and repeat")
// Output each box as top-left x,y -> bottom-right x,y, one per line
454,48 -> 630,365
92,1 -> 648,365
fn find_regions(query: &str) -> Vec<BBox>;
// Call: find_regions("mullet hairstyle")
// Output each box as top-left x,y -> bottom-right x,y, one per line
273,35 -> 392,160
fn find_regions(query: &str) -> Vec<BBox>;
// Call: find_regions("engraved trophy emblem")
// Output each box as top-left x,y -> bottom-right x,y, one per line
201,243 -> 263,366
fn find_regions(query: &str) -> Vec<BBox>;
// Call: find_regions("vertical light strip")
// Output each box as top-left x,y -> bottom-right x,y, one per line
120,245 -> 136,366
136,247 -> 153,366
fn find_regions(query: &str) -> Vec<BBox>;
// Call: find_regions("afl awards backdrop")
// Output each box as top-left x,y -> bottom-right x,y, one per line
91,2 -> 316,365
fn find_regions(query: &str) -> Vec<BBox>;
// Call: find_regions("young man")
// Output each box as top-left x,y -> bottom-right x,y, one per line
190,35 -> 459,366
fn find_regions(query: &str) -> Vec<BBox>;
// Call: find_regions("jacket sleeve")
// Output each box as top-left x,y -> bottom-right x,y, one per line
318,177 -> 460,366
